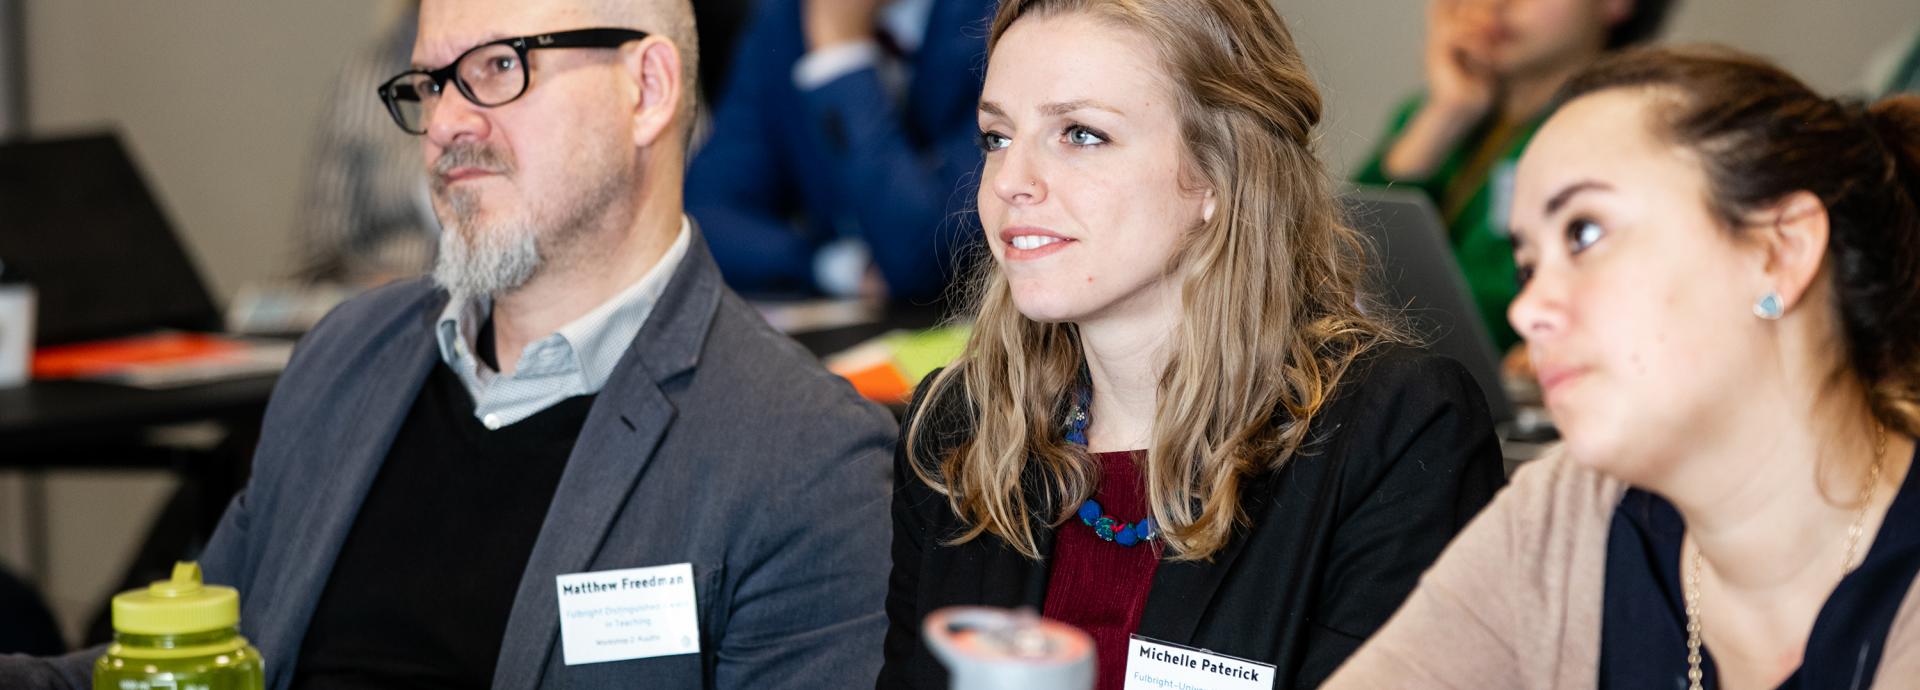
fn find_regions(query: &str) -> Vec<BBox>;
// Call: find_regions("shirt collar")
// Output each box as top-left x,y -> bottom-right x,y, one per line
880,0 -> 935,54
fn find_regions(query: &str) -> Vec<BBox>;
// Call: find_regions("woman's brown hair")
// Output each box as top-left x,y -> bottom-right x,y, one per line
904,0 -> 1404,561
1558,46 -> 1920,436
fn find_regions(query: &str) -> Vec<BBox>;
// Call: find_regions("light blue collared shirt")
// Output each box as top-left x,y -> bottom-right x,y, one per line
434,218 -> 692,429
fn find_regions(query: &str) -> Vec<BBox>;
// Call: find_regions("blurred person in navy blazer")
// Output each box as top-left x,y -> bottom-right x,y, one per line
686,0 -> 995,303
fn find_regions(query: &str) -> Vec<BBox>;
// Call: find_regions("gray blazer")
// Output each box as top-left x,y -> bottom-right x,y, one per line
2,236 -> 897,689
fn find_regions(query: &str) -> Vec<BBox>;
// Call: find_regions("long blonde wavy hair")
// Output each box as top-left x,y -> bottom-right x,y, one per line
906,0 -> 1406,561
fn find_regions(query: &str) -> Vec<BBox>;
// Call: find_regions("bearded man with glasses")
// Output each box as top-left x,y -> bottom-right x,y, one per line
0,1 -> 895,688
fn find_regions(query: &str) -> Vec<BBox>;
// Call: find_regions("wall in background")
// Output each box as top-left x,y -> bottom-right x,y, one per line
24,0 -> 394,303
16,1 -> 1920,304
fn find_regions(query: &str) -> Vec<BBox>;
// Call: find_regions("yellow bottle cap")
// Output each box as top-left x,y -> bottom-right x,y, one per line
111,562 -> 241,635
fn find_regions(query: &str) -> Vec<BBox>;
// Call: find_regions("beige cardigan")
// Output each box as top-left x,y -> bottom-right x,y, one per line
1323,450 -> 1920,688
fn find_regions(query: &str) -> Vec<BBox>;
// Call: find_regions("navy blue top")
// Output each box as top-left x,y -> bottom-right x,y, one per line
1600,446 -> 1920,689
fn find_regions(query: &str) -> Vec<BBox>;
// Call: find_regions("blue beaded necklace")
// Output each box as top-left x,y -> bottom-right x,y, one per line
1064,385 -> 1159,547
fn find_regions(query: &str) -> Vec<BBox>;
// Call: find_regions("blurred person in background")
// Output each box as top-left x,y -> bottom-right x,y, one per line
685,0 -> 994,304
1354,0 -> 1674,353
294,3 -> 438,289
1864,22 -> 1920,97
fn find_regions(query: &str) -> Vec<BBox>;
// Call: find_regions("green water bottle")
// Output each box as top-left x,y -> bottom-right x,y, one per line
93,562 -> 264,690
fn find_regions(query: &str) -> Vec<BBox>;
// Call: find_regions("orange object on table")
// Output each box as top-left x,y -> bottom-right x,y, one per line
834,360 -> 913,405
31,332 -> 247,379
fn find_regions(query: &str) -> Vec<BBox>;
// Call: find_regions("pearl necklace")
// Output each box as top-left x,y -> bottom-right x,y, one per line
1682,425 -> 1887,690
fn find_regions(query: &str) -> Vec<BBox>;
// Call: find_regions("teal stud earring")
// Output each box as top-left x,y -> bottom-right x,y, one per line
1753,291 -> 1785,320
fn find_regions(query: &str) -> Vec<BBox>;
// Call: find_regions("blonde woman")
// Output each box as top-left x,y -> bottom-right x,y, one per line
875,0 -> 1506,687
1326,48 -> 1920,688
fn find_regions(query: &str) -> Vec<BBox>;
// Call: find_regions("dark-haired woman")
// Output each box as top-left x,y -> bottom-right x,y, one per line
1328,46 -> 1920,688
1355,0 -> 1675,350
877,0 -> 1507,687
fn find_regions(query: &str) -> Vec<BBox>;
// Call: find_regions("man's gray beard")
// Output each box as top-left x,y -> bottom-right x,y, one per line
426,137 -> 630,302
431,190 -> 542,302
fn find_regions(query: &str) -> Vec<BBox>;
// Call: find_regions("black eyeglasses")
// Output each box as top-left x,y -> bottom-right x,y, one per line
377,27 -> 649,135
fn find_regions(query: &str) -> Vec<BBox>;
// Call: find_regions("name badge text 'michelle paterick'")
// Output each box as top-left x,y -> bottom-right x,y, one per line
1124,635 -> 1275,690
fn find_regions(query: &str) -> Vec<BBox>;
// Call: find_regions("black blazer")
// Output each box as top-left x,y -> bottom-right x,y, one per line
877,347 -> 1506,689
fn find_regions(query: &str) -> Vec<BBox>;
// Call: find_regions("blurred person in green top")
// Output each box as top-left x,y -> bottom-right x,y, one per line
1864,23 -> 1920,97
1355,0 -> 1675,351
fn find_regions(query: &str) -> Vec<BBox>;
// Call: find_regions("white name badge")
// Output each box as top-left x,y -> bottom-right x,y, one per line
1124,635 -> 1275,690
555,562 -> 701,666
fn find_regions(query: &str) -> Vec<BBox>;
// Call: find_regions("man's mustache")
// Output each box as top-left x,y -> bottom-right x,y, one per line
431,144 -> 514,190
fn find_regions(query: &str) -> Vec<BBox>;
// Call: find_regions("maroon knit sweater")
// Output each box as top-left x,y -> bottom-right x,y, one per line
1042,450 -> 1161,690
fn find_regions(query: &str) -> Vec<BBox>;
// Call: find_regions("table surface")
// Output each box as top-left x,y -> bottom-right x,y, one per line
2,306 -> 945,452
0,374 -> 278,453
1,309 -> 1550,466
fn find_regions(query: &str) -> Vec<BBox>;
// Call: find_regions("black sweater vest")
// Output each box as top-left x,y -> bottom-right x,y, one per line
291,362 -> 596,689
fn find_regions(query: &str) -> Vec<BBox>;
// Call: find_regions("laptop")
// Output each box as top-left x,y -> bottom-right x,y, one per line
1340,186 -> 1515,424
0,133 -> 222,346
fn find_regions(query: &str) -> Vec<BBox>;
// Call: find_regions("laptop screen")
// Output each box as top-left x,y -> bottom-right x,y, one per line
0,133 -> 221,346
